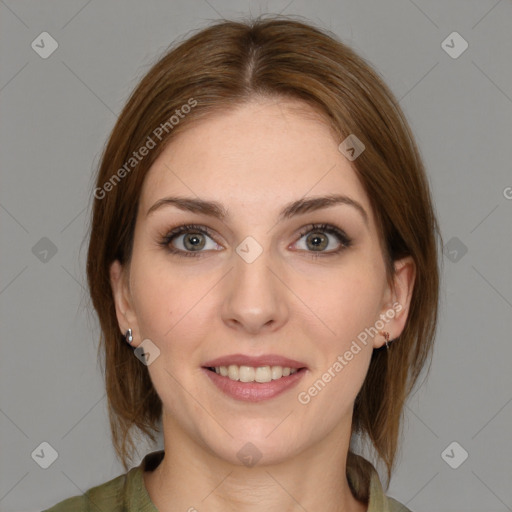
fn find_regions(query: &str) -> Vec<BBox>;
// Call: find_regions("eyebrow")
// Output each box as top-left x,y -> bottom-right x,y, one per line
146,194 -> 369,227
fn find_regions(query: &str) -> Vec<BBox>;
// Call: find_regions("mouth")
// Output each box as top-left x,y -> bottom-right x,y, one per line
201,355 -> 308,402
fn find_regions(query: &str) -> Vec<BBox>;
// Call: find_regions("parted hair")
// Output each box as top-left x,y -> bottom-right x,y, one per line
86,15 -> 441,500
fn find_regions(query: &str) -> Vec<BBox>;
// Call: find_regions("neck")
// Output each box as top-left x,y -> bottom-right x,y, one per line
144,415 -> 367,512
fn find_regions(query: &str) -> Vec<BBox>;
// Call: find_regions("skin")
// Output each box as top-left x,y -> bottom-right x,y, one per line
110,97 -> 415,512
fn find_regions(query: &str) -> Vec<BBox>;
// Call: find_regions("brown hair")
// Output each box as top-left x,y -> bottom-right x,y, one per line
86,15 -> 441,499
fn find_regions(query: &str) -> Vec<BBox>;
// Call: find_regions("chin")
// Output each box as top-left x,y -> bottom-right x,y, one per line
198,426 -> 304,468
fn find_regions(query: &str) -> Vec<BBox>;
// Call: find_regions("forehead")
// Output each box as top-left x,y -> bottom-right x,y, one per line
140,98 -> 372,219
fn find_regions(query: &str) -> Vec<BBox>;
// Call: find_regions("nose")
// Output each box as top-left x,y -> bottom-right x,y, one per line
221,246 -> 289,335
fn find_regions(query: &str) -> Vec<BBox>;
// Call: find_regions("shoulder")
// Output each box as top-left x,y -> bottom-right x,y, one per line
347,452 -> 413,512
387,496 -> 413,512
42,471 -> 129,512
41,494 -> 88,512
42,450 -> 164,512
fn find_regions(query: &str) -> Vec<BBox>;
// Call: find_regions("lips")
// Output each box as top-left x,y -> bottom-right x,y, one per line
202,353 -> 307,370
201,353 -> 308,402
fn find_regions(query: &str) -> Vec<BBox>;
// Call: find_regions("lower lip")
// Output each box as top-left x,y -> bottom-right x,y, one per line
202,367 -> 307,402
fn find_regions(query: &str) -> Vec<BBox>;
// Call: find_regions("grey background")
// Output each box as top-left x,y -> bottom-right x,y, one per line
1,1 -> 511,511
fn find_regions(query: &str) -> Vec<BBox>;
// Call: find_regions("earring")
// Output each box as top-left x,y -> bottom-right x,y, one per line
380,331 -> 390,349
125,328 -> 133,345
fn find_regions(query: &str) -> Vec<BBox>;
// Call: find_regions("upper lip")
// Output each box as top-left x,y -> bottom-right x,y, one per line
203,353 -> 307,369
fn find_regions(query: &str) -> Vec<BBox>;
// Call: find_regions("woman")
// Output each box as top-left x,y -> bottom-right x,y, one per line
45,15 -> 440,512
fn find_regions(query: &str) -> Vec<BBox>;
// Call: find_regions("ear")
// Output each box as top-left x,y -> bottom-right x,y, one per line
110,260 -> 140,346
374,256 -> 416,349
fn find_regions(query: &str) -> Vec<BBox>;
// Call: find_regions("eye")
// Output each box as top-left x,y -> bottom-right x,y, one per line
292,223 -> 352,255
159,224 -> 222,257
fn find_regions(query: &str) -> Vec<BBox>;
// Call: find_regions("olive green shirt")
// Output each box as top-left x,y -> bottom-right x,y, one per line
43,450 -> 411,511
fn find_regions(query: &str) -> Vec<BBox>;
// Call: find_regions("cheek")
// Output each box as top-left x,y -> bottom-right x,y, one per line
294,271 -> 379,420
295,260 -> 385,347
130,264 -> 173,338
292,257 -> 385,406
129,250 -> 216,358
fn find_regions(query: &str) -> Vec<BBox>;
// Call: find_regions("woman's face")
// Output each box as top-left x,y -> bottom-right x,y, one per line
111,98 -> 414,465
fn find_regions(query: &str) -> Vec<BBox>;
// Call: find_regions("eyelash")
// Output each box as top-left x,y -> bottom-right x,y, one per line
158,223 -> 352,258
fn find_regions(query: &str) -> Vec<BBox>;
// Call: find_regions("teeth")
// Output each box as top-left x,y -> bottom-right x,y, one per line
213,365 -> 299,383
